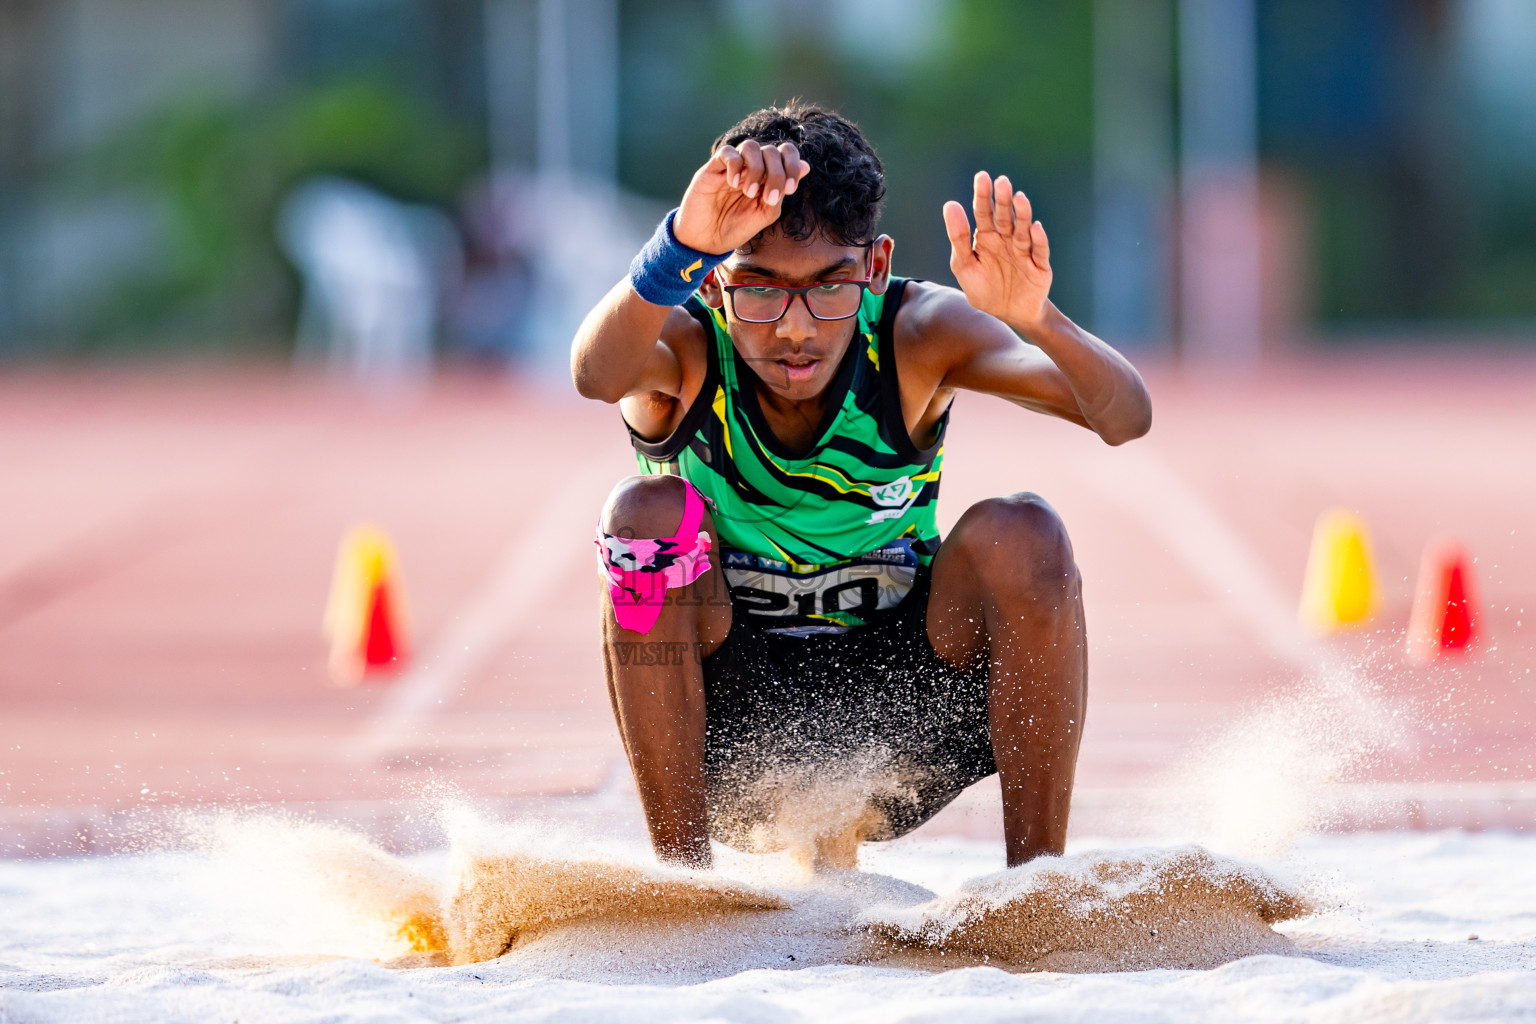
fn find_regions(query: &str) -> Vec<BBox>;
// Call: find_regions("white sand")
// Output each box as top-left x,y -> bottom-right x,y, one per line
3,828 -> 1536,1022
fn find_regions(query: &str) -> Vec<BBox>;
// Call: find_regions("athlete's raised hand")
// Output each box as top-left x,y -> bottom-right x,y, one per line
943,172 -> 1053,330
673,140 -> 812,255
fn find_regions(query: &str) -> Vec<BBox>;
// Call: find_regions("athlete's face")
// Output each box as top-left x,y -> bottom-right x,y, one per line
700,228 -> 893,404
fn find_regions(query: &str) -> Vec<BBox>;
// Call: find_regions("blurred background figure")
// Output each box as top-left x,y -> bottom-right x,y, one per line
460,169 -> 658,373
453,175 -> 533,364
280,177 -> 459,387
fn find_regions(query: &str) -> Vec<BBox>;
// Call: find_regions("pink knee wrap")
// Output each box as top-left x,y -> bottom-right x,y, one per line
595,479 -> 714,635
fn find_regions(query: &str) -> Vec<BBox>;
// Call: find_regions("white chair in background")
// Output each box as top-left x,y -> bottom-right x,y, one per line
279,177 -> 461,389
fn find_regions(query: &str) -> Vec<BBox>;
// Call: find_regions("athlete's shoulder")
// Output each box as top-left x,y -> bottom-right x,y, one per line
661,300 -> 710,343
890,279 -> 978,380
892,279 -> 978,336
657,301 -> 711,370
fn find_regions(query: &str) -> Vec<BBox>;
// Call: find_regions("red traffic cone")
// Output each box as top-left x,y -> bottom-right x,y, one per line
1406,540 -> 1478,662
324,524 -> 411,685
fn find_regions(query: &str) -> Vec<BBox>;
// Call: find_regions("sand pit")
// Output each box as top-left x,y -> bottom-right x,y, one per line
194,814 -> 1309,977
7,831 -> 1536,1022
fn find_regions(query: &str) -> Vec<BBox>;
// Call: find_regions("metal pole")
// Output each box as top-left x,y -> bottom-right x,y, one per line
575,0 -> 618,184
484,0 -> 537,174
0,0 -> 47,353
536,0 -> 570,178
1092,0 -> 1175,349
1178,0 -> 1262,370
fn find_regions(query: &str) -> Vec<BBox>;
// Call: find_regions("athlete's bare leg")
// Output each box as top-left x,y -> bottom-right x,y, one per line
926,492 -> 1087,866
598,475 -> 733,868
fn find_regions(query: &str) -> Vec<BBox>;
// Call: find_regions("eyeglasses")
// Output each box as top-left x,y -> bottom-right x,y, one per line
721,280 -> 870,323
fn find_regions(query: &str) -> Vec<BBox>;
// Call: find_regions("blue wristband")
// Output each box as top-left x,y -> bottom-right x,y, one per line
628,209 -> 730,307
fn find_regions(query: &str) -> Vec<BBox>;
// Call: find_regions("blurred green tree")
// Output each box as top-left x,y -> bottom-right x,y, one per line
57,76 -> 481,352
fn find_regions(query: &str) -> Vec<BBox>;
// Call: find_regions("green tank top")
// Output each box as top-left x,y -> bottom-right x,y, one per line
629,278 -> 948,636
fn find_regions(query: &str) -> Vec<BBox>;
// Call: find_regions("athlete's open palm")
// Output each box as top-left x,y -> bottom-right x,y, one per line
673,140 -> 811,256
943,172 -> 1053,329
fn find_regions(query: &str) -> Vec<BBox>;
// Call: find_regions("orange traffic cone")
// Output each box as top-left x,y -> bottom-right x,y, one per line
1406,540 -> 1478,662
1299,508 -> 1379,633
324,524 -> 410,685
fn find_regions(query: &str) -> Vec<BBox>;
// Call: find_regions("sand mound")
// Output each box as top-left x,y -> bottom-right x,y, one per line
442,840 -> 788,965
487,867 -> 936,983
864,844 -> 1310,972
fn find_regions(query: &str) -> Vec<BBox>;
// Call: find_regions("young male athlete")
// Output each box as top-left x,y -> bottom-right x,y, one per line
573,104 -> 1151,869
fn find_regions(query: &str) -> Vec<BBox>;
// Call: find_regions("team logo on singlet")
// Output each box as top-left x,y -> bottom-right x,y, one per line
865,476 -> 921,525
871,476 -> 913,507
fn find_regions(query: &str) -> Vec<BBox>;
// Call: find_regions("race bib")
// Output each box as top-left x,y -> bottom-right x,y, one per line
720,540 -> 919,636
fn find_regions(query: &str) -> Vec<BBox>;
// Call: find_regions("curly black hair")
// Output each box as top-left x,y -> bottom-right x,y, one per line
714,102 -> 885,253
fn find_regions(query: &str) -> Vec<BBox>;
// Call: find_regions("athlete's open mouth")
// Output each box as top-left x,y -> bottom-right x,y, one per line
776,358 -> 821,382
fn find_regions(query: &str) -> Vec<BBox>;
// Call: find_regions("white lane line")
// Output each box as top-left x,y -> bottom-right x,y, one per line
352,465 -> 612,757
1076,445 -> 1334,676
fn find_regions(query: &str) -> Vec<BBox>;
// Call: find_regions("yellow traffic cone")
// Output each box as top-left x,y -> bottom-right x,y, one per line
1298,508 -> 1378,633
324,524 -> 410,686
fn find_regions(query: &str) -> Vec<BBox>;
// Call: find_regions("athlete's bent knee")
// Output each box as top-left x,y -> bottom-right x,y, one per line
954,493 -> 1076,595
602,474 -> 690,538
596,475 -> 715,635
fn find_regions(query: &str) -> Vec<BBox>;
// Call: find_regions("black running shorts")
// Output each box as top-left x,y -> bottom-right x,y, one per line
700,569 -> 996,851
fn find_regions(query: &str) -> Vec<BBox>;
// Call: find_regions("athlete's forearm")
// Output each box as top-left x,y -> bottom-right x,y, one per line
570,279 -> 675,404
1012,302 -> 1152,446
